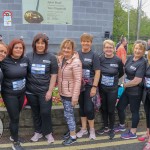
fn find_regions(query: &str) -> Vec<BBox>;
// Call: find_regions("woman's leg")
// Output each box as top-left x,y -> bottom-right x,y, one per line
38,95 -> 52,136
26,94 -> 42,134
2,94 -> 24,142
129,94 -> 141,133
78,91 -> 87,130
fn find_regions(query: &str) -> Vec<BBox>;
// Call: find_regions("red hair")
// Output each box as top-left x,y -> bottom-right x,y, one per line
8,39 -> 25,57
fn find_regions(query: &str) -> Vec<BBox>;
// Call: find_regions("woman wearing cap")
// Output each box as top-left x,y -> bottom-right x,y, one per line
1,39 -> 28,150
26,33 -> 58,144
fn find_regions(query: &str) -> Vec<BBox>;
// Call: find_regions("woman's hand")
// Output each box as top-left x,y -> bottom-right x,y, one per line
71,101 -> 78,107
90,87 -> 97,97
45,90 -> 52,101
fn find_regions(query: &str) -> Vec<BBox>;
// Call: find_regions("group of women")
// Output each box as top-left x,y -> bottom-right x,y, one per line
0,32 -> 150,150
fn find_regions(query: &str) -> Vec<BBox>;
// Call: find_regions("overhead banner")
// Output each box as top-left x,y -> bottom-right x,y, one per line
22,0 -> 73,24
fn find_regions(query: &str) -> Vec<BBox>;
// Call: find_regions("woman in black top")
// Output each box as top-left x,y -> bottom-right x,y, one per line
138,48 -> 150,149
96,39 -> 124,139
1,39 -> 28,150
116,40 -> 147,140
0,41 -> 8,84
26,33 -> 58,144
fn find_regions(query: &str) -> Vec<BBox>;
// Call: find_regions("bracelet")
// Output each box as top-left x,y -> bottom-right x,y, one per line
92,85 -> 97,88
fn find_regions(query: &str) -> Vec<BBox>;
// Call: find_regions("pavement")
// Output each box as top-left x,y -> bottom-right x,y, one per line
0,129 -> 147,150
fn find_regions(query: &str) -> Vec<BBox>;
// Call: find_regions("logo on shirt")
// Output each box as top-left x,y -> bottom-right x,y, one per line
84,58 -> 92,62
110,64 -> 118,67
20,63 -> 28,67
43,60 -> 51,64
130,66 -> 136,71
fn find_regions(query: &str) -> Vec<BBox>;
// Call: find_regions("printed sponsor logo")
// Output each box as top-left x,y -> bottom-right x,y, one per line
20,63 -> 28,67
130,66 -> 136,71
84,58 -> 92,62
43,60 -> 51,64
110,64 -> 118,67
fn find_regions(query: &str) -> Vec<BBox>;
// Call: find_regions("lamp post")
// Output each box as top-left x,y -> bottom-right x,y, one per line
122,0 -> 131,52
137,0 -> 142,40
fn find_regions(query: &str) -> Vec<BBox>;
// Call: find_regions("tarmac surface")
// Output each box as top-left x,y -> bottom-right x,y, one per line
0,129 -> 147,150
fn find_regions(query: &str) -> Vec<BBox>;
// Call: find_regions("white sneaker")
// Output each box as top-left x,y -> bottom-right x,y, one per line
76,129 -> 88,138
89,128 -> 96,140
30,132 -> 43,142
45,133 -> 54,144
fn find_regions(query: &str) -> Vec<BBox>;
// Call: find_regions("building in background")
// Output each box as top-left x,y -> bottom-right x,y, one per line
0,0 -> 114,53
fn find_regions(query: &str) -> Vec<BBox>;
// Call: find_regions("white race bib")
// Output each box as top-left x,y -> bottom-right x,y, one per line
124,78 -> 131,83
31,64 -> 46,74
12,78 -> 26,91
101,75 -> 114,86
145,77 -> 150,88
83,69 -> 90,78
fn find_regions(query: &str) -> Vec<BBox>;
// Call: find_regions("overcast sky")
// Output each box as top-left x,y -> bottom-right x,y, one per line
123,0 -> 150,18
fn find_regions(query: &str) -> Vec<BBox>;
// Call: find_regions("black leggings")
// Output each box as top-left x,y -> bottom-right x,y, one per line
2,94 -> 24,142
100,87 -> 118,129
117,91 -> 141,128
26,94 -> 52,136
79,87 -> 94,120
144,92 -> 150,129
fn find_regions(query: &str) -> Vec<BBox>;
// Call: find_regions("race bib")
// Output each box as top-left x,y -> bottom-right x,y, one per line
145,77 -> 150,88
31,64 -> 46,74
83,69 -> 90,78
124,78 -> 131,83
12,78 -> 26,91
101,75 -> 114,86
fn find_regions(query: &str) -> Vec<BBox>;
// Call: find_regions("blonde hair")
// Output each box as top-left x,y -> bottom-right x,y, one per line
133,40 -> 147,52
103,39 -> 115,49
147,51 -> 150,64
0,41 -> 9,54
58,39 -> 76,56
80,33 -> 93,42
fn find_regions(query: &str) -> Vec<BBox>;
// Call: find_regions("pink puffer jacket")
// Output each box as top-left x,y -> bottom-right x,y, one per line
57,52 -> 82,102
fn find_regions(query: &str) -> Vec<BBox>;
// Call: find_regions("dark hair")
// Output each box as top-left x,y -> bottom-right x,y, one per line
32,33 -> 48,53
8,39 -> 25,57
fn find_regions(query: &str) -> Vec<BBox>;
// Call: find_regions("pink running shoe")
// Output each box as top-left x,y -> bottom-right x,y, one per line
143,142 -> 150,150
89,128 -> 96,140
31,132 -> 43,142
76,129 -> 88,138
45,133 -> 55,144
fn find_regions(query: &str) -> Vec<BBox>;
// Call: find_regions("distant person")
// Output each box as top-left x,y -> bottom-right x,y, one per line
116,35 -> 127,52
116,37 -> 127,65
147,39 -> 150,51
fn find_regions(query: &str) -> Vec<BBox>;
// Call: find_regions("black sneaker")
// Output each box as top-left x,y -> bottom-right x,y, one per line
63,131 -> 70,140
12,141 -> 25,150
10,136 -> 25,143
96,127 -> 110,135
108,129 -> 115,140
62,137 -> 76,146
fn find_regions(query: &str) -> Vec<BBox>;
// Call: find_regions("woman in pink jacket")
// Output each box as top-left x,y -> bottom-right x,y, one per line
57,39 -> 82,146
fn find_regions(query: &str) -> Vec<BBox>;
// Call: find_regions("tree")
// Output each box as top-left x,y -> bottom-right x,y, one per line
113,0 -> 150,42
